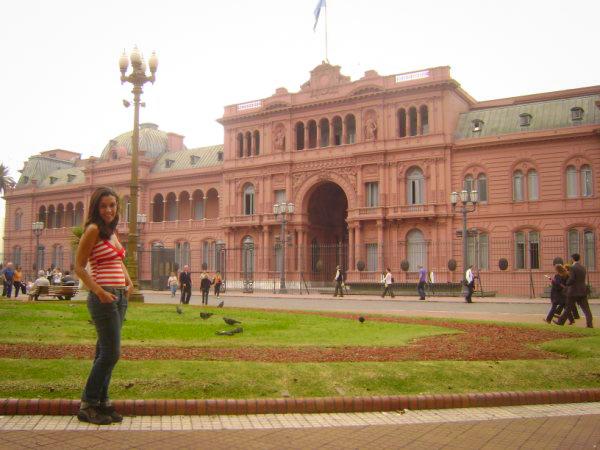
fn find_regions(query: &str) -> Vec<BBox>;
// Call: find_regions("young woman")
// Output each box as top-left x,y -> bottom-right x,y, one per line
74,187 -> 133,425
213,271 -> 223,299
12,266 -> 24,298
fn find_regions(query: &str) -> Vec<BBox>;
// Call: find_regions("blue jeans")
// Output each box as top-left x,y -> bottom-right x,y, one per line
81,287 -> 127,405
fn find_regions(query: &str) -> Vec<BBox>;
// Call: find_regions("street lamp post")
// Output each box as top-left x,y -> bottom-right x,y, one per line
32,221 -> 44,272
136,213 -> 147,287
273,202 -> 294,293
119,47 -> 158,302
450,189 -> 478,278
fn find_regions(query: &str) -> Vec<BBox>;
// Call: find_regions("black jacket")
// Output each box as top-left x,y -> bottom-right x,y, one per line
550,274 -> 567,304
179,271 -> 192,288
566,263 -> 587,297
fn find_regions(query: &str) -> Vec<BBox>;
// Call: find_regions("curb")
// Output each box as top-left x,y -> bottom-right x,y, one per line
2,389 -> 599,416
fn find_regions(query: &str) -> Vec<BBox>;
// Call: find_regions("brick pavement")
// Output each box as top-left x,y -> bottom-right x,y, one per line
1,403 -> 599,449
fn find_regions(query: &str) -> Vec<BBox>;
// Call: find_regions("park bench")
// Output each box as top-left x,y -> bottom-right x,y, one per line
28,285 -> 79,301
321,282 -> 496,297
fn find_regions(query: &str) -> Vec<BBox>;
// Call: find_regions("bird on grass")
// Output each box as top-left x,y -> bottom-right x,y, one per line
200,312 -> 214,320
216,327 -> 243,336
217,301 -> 224,308
223,317 -> 241,325
358,316 -> 365,323
176,305 -> 183,314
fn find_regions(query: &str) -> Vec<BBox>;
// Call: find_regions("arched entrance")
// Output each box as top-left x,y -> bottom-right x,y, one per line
305,182 -> 348,281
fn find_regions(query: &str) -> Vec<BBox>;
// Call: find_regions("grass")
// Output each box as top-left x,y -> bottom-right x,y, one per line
0,301 -> 598,399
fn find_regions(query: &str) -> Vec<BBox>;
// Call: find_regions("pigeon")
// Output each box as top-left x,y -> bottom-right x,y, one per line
217,301 -> 224,308
176,305 -> 183,314
200,312 -> 214,320
223,317 -> 241,326
358,316 -> 365,323
216,327 -> 243,336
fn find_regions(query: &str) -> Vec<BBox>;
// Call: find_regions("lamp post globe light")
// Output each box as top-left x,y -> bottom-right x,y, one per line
450,189 -> 478,279
119,46 -> 158,302
273,202 -> 294,293
32,221 -> 44,271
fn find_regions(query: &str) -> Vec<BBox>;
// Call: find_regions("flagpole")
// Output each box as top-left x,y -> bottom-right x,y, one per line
324,3 -> 329,63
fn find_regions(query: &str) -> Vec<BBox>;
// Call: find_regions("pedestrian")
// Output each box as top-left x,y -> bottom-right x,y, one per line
74,186 -> 133,425
1,262 -> 15,298
464,264 -> 475,303
417,265 -> 427,300
200,271 -> 212,305
545,264 -> 573,324
333,265 -> 344,297
167,271 -> 178,297
381,267 -> 395,298
213,271 -> 223,299
554,253 -> 593,328
179,265 -> 192,305
13,265 -> 24,298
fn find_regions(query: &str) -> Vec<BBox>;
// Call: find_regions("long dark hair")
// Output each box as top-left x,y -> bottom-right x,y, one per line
84,186 -> 120,240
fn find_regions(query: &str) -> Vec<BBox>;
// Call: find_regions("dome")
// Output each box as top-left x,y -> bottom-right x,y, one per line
100,123 -> 182,160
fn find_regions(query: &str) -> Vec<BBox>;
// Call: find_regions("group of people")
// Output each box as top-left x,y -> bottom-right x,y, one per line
1,262 -> 24,298
167,266 -> 223,306
546,253 -> 593,328
1,263 -> 77,299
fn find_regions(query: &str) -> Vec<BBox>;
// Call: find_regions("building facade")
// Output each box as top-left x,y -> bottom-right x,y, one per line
4,63 -> 599,295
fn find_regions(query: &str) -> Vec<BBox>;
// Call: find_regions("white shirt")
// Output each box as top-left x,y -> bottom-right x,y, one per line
384,272 -> 393,286
465,268 -> 474,284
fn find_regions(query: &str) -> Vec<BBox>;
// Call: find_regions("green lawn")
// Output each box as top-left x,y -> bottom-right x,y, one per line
0,301 -> 598,399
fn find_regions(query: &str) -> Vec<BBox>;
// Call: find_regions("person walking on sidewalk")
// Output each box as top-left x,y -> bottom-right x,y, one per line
200,271 -> 212,305
179,265 -> 192,305
167,271 -> 178,297
381,268 -> 395,298
545,264 -> 573,324
554,253 -> 593,328
74,186 -> 133,425
213,271 -> 223,299
465,264 -> 475,303
333,265 -> 344,297
417,265 -> 427,300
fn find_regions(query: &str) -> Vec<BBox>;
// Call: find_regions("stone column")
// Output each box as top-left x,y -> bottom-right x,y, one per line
203,197 -> 207,219
377,220 -> 385,271
342,118 -> 347,145
316,123 -> 322,148
304,123 -> 309,149
355,222 -> 363,269
348,224 -> 355,275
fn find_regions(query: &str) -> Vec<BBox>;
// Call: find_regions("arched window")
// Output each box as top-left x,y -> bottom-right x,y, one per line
467,232 -> 489,269
175,241 -> 190,270
74,202 -> 84,227
514,230 -> 540,269
205,188 -> 219,219
584,230 -> 595,269
527,170 -> 539,201
152,194 -> 164,222
13,246 -> 22,267
407,167 -> 425,205
397,108 -> 407,137
419,105 -> 429,134
243,184 -> 255,215
165,192 -> 177,221
463,175 -> 474,192
179,191 -> 191,220
581,165 -> 593,197
245,131 -> 252,157
52,244 -> 64,269
56,204 -> 64,228
253,130 -> 260,156
192,190 -> 204,219
566,165 -> 577,197
237,133 -> 244,157
38,206 -> 46,225
408,107 -> 418,136
477,174 -> 488,202
332,116 -> 342,145
14,209 -> 22,231
242,236 -> 254,277
513,170 -> 524,201
36,245 -> 45,271
406,229 -> 426,271
319,118 -> 329,147
307,120 -> 317,148
65,203 -> 74,227
47,205 -> 56,229
568,229 -> 580,257
345,114 -> 356,144
295,122 -> 305,150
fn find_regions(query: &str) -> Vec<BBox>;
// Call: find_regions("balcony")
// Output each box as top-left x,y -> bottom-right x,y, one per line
118,219 -> 221,234
387,203 -> 439,219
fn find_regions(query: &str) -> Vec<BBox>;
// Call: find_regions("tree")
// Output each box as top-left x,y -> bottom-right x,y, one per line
0,164 -> 16,195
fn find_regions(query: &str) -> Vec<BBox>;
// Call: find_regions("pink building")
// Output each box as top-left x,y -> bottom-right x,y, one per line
4,63 -> 599,296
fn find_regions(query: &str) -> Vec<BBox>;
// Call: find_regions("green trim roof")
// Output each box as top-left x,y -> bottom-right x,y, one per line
38,167 -> 85,188
151,145 -> 224,173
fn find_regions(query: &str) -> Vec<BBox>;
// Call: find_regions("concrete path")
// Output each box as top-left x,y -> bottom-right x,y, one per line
1,403 -> 598,449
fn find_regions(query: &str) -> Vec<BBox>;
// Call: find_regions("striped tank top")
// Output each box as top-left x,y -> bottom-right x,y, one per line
89,237 -> 126,286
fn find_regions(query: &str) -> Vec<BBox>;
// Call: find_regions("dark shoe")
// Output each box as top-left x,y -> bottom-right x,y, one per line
77,405 -> 112,425
99,404 -> 123,423
552,320 -> 564,326
544,319 -> 551,324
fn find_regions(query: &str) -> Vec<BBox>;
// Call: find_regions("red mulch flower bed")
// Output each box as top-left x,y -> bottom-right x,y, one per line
0,315 -> 579,363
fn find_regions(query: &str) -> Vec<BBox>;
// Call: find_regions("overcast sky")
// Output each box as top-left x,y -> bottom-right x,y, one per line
0,0 -> 598,225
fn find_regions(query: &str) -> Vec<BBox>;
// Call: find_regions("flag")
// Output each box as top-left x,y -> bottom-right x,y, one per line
313,0 -> 326,31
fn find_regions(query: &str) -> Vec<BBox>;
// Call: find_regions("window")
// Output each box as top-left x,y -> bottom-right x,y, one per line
467,232 -> 489,269
51,244 -> 64,269
407,229 -> 426,271
243,184 -> 255,215
242,236 -> 254,277
253,130 -> 260,156
74,202 -> 84,226
566,166 -> 577,197
568,229 -> 580,257
477,174 -> 488,202
527,170 -> 539,201
122,196 -> 131,223
274,190 -> 286,205
332,116 -> 342,145
519,113 -> 532,127
67,174 -> 76,182
14,210 -> 22,231
408,107 -> 418,136
307,120 -> 317,148
13,246 -> 22,267
217,151 -> 223,161
237,133 -> 244,157
191,155 -> 200,165
571,107 -> 584,121
398,109 -> 407,137
463,175 -> 474,192
175,241 -> 190,270
513,170 -> 524,201
365,182 -> 379,207
407,167 -> 425,205
472,119 -> 484,132
581,165 -> 593,197
295,122 -> 305,150
49,176 -> 58,185
569,229 -> 596,270
366,243 -> 378,272
419,105 -> 429,134
515,231 -> 539,269
319,119 -> 329,147
36,245 -> 45,271
245,132 -> 252,157
345,114 -> 356,144
165,159 -> 174,168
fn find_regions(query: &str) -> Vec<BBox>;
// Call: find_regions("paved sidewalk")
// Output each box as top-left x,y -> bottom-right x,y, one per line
1,403 -> 599,449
